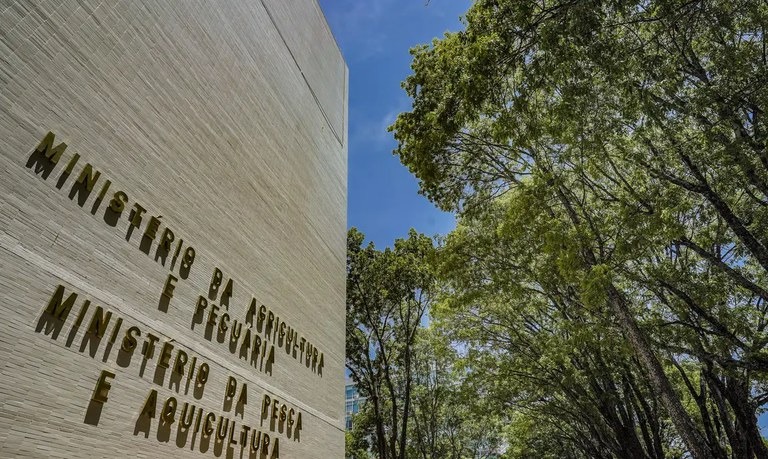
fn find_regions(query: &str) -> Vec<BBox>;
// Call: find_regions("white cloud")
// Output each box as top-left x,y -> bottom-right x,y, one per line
349,99 -> 410,152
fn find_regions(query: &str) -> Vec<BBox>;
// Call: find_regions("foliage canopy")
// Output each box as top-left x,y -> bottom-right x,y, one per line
385,0 -> 768,458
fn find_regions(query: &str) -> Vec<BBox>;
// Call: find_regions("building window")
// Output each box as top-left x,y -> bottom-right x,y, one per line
344,382 -> 366,431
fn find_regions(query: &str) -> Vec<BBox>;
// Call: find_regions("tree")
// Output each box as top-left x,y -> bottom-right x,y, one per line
435,200 -> 678,458
406,329 -> 505,459
346,228 -> 436,459
392,1 -> 768,457
346,407 -> 374,459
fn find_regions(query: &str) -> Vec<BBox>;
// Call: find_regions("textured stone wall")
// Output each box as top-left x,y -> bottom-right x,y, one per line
0,1 -> 347,457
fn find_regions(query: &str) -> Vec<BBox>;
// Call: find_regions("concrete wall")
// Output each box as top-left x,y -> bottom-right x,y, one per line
0,1 -> 347,457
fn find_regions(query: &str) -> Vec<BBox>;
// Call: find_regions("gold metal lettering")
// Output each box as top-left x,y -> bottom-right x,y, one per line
170,238 -> 184,268
245,299 -> 258,328
229,420 -> 238,445
162,274 -> 178,301
181,247 -> 195,270
278,322 -> 286,346
216,416 -> 229,441
91,370 -> 115,403
203,412 -> 215,437
226,376 -> 237,399
86,306 -> 112,338
37,132 -> 66,162
240,425 -> 251,445
173,349 -> 188,376
196,362 -> 209,386
74,163 -> 100,192
129,203 -> 146,229
261,395 -> 271,424
262,433 -> 271,454
265,311 -> 275,338
143,215 -> 162,241
272,316 -> 280,343
257,305 -> 267,332
121,326 -> 141,353
209,268 -> 223,298
139,389 -> 158,419
162,396 -> 177,423
158,341 -> 174,369
221,279 -> 233,308
207,304 -> 220,327
63,153 -> 80,176
219,313 -> 229,333
42,285 -> 78,323
251,430 -> 261,452
109,191 -> 128,213
142,333 -> 159,359
159,227 -> 175,252
108,317 -> 123,344
69,300 -> 91,338
180,402 -> 195,430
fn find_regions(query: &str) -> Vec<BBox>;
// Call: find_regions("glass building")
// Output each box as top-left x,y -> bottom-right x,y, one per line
345,380 -> 365,430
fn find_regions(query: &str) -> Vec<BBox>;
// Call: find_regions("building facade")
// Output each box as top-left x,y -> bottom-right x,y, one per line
0,1 -> 347,458
345,380 -> 366,431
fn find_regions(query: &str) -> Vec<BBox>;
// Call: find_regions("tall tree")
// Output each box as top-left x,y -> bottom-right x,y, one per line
392,1 -> 768,457
436,199 -> 685,458
406,329 -> 504,459
346,228 -> 436,459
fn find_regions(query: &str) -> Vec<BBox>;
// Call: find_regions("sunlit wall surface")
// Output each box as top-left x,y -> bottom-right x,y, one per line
0,1 -> 347,457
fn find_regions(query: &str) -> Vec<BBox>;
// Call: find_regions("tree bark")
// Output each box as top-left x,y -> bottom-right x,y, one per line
606,284 -> 716,459
551,178 -> 715,458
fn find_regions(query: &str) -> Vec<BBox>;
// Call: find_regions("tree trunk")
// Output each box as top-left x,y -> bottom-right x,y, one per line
370,392 -> 389,459
551,179 -> 714,458
721,376 -> 768,459
399,344 -> 413,459
606,284 -> 716,459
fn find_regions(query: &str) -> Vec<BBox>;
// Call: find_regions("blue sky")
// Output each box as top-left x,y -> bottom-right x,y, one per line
318,0 -> 471,248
